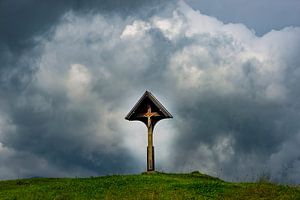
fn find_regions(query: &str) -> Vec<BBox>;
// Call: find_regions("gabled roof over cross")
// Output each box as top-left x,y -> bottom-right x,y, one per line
125,91 -> 173,125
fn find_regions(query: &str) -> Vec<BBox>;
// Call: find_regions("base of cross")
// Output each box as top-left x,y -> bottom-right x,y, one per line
142,171 -> 159,175
147,146 -> 155,171
144,171 -> 157,174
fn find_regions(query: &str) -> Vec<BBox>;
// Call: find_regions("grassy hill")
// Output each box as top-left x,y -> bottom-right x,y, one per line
0,171 -> 299,199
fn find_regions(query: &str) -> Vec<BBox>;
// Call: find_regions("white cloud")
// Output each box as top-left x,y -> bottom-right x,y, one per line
121,20 -> 151,39
67,64 -> 92,101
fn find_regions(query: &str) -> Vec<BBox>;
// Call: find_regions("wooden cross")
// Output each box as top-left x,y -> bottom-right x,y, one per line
125,91 -> 173,172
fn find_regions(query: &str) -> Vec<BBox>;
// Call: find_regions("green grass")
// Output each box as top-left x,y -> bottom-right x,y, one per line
0,171 -> 299,199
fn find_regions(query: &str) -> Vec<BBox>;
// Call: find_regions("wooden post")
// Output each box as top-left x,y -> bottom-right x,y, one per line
147,124 -> 155,171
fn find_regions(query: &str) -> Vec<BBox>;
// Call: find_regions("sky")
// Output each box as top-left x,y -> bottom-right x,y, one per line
0,0 -> 300,183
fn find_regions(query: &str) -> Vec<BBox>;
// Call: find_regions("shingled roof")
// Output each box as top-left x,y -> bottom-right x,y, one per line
125,91 -> 173,121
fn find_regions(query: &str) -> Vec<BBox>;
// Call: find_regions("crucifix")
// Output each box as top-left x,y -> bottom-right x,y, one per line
125,91 -> 173,172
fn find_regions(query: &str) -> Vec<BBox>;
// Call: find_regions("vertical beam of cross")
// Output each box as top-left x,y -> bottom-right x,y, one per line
139,104 -> 160,171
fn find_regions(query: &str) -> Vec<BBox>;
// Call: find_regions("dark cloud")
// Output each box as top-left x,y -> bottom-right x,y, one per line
2,90 -> 137,175
0,0 -> 172,51
0,1 -> 300,184
169,93 -> 299,181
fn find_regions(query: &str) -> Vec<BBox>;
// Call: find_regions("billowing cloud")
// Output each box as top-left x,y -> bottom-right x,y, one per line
0,1 -> 300,183
186,0 -> 300,36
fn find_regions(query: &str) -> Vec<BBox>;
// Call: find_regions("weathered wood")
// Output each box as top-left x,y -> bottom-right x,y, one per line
147,118 -> 154,171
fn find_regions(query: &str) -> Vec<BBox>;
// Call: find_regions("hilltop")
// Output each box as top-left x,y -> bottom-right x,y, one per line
0,171 -> 299,199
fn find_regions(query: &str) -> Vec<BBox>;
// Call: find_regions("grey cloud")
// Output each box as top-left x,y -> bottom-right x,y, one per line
0,0 -> 175,90
185,0 -> 300,36
0,85 -> 139,178
0,0 -> 175,179
169,93 -> 299,182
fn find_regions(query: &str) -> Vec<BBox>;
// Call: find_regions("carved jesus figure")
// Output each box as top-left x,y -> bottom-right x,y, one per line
143,104 -> 160,128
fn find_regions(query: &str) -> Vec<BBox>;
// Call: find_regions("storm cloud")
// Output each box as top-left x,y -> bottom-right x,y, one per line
0,0 -> 300,184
